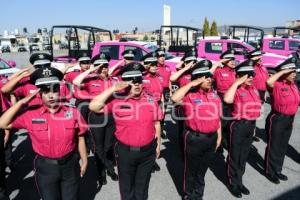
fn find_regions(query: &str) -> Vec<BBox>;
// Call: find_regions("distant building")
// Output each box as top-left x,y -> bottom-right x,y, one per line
163,4 -> 171,26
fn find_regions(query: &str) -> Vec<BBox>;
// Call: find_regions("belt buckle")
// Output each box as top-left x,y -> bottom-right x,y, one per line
130,147 -> 141,152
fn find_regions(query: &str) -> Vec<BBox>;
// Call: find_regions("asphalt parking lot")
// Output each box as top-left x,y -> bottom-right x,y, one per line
1,52 -> 300,200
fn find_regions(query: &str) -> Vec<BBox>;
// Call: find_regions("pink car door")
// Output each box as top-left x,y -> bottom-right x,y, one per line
200,40 -> 224,61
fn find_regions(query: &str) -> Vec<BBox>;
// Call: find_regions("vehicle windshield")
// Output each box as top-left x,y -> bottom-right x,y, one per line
289,40 -> 300,51
143,44 -> 175,60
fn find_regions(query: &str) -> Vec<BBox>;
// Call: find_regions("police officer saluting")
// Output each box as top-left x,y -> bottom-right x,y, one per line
109,49 -> 136,77
172,60 -> 222,200
89,63 -> 162,200
212,49 -> 237,152
264,57 -> 300,184
73,53 -> 118,185
0,67 -> 88,200
223,60 -> 262,198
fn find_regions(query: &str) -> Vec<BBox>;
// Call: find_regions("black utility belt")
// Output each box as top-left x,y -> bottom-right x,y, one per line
235,119 -> 256,124
186,127 -> 216,137
118,139 -> 156,152
272,110 -> 295,119
38,151 -> 75,165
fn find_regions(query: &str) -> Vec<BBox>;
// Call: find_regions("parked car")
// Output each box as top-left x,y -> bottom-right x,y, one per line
29,44 -> 40,52
1,45 -> 11,53
18,45 -> 27,52
0,58 -> 18,77
92,40 -> 179,71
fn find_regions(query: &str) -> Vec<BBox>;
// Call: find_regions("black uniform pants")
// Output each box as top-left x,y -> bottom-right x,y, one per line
226,120 -> 256,187
183,130 -> 217,200
258,90 -> 266,103
220,97 -> 233,149
88,112 -> 116,173
172,105 -> 185,154
34,152 -> 80,200
0,129 -> 6,190
264,112 -> 294,176
114,140 -> 156,200
76,101 -> 92,151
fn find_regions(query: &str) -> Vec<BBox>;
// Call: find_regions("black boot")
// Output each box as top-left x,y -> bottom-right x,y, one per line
228,185 -> 242,198
107,169 -> 118,181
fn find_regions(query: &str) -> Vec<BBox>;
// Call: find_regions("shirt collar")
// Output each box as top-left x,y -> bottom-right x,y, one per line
40,104 -> 65,115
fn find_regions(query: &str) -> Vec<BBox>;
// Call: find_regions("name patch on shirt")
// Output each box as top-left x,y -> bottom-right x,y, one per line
32,118 -> 46,124
91,84 -> 101,87
221,73 -> 229,77
120,104 -> 131,109
281,88 -> 289,92
193,99 -> 203,104
64,111 -> 73,119
240,93 -> 247,97
147,97 -> 154,104
29,89 -> 37,94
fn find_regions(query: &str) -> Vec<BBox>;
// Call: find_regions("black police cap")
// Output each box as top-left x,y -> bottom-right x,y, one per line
220,49 -> 235,60
235,59 -> 255,73
141,52 -> 158,64
275,57 -> 297,71
30,67 -> 63,88
247,49 -> 263,59
91,53 -> 111,65
29,53 -> 53,66
155,48 -> 166,57
77,52 -> 91,62
181,49 -> 197,62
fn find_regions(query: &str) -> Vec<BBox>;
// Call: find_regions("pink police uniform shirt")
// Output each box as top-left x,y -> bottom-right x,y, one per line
270,80 -> 300,116
12,105 -> 87,158
178,74 -> 191,87
253,63 -> 269,91
143,73 -> 163,102
0,77 -> 11,112
231,85 -> 262,120
213,66 -> 236,95
157,63 -> 171,89
105,93 -> 163,147
74,75 -> 113,100
64,70 -> 81,83
182,88 -> 222,134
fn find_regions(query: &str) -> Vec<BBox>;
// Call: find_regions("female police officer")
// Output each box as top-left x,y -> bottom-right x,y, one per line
73,53 -> 118,185
0,67 -> 88,200
172,60 -> 222,200
264,57 -> 300,184
89,62 -> 162,200
224,60 -> 262,198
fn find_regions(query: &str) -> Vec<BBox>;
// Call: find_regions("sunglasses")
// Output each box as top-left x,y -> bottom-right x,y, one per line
125,57 -> 134,61
192,73 -> 213,80
122,76 -> 143,84
34,64 -> 51,69
94,63 -> 109,68
238,71 -> 256,77
184,60 -> 196,65
39,84 -> 60,93
149,62 -> 158,67
80,61 -> 91,65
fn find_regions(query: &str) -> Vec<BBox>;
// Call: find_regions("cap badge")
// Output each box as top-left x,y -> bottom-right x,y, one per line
42,68 -> 52,77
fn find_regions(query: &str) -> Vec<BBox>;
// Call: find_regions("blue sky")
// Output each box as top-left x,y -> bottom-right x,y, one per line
1,0 -> 299,33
